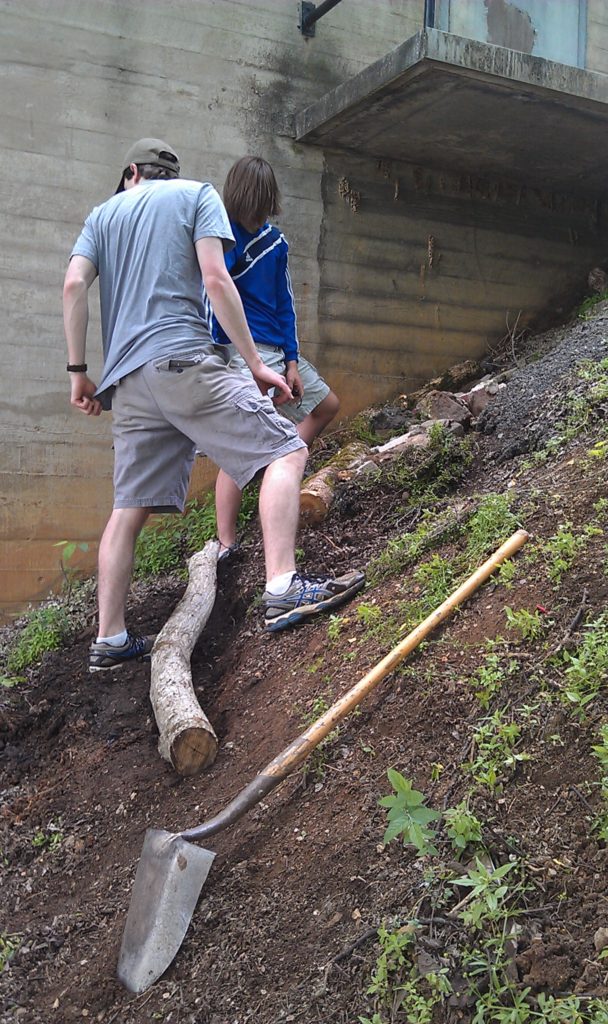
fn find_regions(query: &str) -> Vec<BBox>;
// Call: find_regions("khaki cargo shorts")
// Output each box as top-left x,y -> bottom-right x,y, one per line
224,344 -> 330,423
111,349 -> 306,512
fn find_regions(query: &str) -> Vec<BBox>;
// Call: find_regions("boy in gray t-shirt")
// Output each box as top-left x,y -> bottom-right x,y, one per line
64,138 -> 364,670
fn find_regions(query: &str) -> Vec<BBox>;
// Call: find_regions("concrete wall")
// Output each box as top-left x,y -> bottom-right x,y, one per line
588,0 -> 608,72
2,0 -> 607,619
316,153 -> 607,410
0,0 -> 423,619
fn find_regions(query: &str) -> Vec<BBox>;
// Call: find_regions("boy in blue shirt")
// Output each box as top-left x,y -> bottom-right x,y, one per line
209,156 -> 340,559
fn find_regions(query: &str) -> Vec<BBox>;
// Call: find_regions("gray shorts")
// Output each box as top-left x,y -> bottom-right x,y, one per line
224,344 -> 330,424
111,349 -> 306,512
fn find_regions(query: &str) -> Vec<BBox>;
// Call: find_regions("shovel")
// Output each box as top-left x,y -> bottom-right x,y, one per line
117,529 -> 528,993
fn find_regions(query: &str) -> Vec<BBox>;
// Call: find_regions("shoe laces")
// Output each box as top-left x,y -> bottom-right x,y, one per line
126,631 -> 148,653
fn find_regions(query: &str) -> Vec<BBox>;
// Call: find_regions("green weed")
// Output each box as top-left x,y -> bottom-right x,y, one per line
298,696 -> 339,780
469,653 -> 515,709
543,522 -> 587,585
6,605 -> 71,673
379,769 -> 441,855
0,933 -> 20,972
444,800 -> 484,855
558,613 -> 608,715
465,493 -> 519,564
327,614 -> 345,642
468,709 -> 531,792
32,822 -> 64,853
505,606 -> 545,642
577,291 -> 608,319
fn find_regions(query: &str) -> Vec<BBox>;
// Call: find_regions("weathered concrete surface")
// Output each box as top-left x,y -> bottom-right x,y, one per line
295,29 -> 608,197
0,0 -> 423,619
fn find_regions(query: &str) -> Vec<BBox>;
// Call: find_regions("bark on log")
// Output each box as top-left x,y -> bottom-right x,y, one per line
300,442 -> 372,524
150,540 -> 219,777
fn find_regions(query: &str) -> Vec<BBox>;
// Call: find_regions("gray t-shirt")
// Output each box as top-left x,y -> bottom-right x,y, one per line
71,178 -> 234,405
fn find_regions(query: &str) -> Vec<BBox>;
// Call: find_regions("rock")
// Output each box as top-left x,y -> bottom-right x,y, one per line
373,430 -> 430,460
594,927 -> 608,953
414,390 -> 471,425
459,380 -> 506,418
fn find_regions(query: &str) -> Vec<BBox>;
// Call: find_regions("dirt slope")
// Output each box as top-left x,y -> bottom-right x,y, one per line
1,304 -> 608,1024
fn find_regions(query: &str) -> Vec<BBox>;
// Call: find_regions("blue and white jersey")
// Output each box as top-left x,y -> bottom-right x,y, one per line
206,220 -> 300,363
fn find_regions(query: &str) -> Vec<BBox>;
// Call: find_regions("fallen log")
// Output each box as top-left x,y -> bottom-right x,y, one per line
300,441 -> 371,523
150,540 -> 219,777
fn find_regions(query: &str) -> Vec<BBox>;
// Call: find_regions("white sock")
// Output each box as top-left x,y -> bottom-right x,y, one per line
96,629 -> 128,646
265,571 -> 296,596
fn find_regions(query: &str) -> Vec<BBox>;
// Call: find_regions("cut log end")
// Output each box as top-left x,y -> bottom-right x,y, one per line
170,726 -> 218,777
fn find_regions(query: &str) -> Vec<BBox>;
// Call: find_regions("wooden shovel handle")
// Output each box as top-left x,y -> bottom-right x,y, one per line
180,529 -> 528,843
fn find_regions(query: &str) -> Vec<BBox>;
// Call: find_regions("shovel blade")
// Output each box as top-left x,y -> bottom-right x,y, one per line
117,828 -> 215,993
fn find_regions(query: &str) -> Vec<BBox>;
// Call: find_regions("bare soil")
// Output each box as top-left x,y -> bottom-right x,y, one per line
1,308 -> 608,1024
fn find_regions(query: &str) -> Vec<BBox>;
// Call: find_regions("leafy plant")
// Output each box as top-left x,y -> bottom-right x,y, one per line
505,606 -> 545,642
558,613 -> 608,715
6,605 -> 71,673
0,933 -> 20,972
465,493 -> 519,564
444,800 -> 483,855
298,696 -> 339,780
468,709 -> 531,792
451,857 -> 519,930
32,822 -> 64,853
327,614 -> 345,642
469,653 -> 514,709
357,602 -> 382,628
379,769 -> 441,855
543,523 -> 587,585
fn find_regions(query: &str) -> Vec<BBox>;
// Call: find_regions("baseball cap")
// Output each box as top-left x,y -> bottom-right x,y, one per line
115,138 -> 180,193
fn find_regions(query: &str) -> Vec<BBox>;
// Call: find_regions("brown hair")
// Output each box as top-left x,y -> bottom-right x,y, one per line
223,156 -> 282,226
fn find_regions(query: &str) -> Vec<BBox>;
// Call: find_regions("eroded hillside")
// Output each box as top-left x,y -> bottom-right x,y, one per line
1,301 -> 608,1024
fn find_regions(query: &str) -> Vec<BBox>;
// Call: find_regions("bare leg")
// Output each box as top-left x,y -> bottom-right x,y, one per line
259,446 -> 308,581
97,507 -> 151,637
215,468 -> 243,550
297,390 -> 340,446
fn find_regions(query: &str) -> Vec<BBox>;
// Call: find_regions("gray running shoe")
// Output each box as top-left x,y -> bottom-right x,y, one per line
263,570 -> 365,632
89,631 -> 155,673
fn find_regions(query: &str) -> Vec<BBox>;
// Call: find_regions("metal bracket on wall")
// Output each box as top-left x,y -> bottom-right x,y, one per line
298,0 -> 343,38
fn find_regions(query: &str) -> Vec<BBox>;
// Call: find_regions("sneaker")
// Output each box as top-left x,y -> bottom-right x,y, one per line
263,570 -> 365,632
218,541 -> 241,563
89,631 -> 155,673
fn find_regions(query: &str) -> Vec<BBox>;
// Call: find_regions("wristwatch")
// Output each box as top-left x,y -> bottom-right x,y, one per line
66,363 -> 88,372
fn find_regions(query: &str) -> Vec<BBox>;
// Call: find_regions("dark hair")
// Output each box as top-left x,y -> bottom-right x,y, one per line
223,156 -> 281,226
122,162 -> 179,185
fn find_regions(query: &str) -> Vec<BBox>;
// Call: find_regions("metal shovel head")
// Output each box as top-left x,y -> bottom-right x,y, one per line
117,828 -> 215,994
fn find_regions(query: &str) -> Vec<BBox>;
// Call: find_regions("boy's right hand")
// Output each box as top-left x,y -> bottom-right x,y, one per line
251,363 -> 293,405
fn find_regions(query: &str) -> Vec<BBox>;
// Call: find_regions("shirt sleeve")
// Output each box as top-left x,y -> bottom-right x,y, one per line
275,237 -> 299,363
193,184 -> 235,253
70,215 -> 98,269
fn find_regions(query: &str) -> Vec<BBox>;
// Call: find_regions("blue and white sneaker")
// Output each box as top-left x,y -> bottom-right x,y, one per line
89,631 -> 155,673
263,571 -> 365,632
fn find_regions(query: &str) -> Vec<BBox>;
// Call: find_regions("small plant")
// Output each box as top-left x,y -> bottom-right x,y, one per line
469,653 -> 514,709
361,922 -> 451,1024
468,709 -> 531,792
32,823 -> 64,853
465,493 -> 519,564
543,522 -> 587,585
505,606 -> 545,642
379,769 -> 440,856
356,602 -> 382,628
577,290 -> 608,319
450,857 -> 519,930
444,800 -> 484,855
497,558 -> 517,587
327,614 -> 345,642
53,540 -> 90,591
0,933 -> 20,972
558,613 -> 608,715
298,697 -> 339,779
6,605 -> 71,673
0,674 -> 25,688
